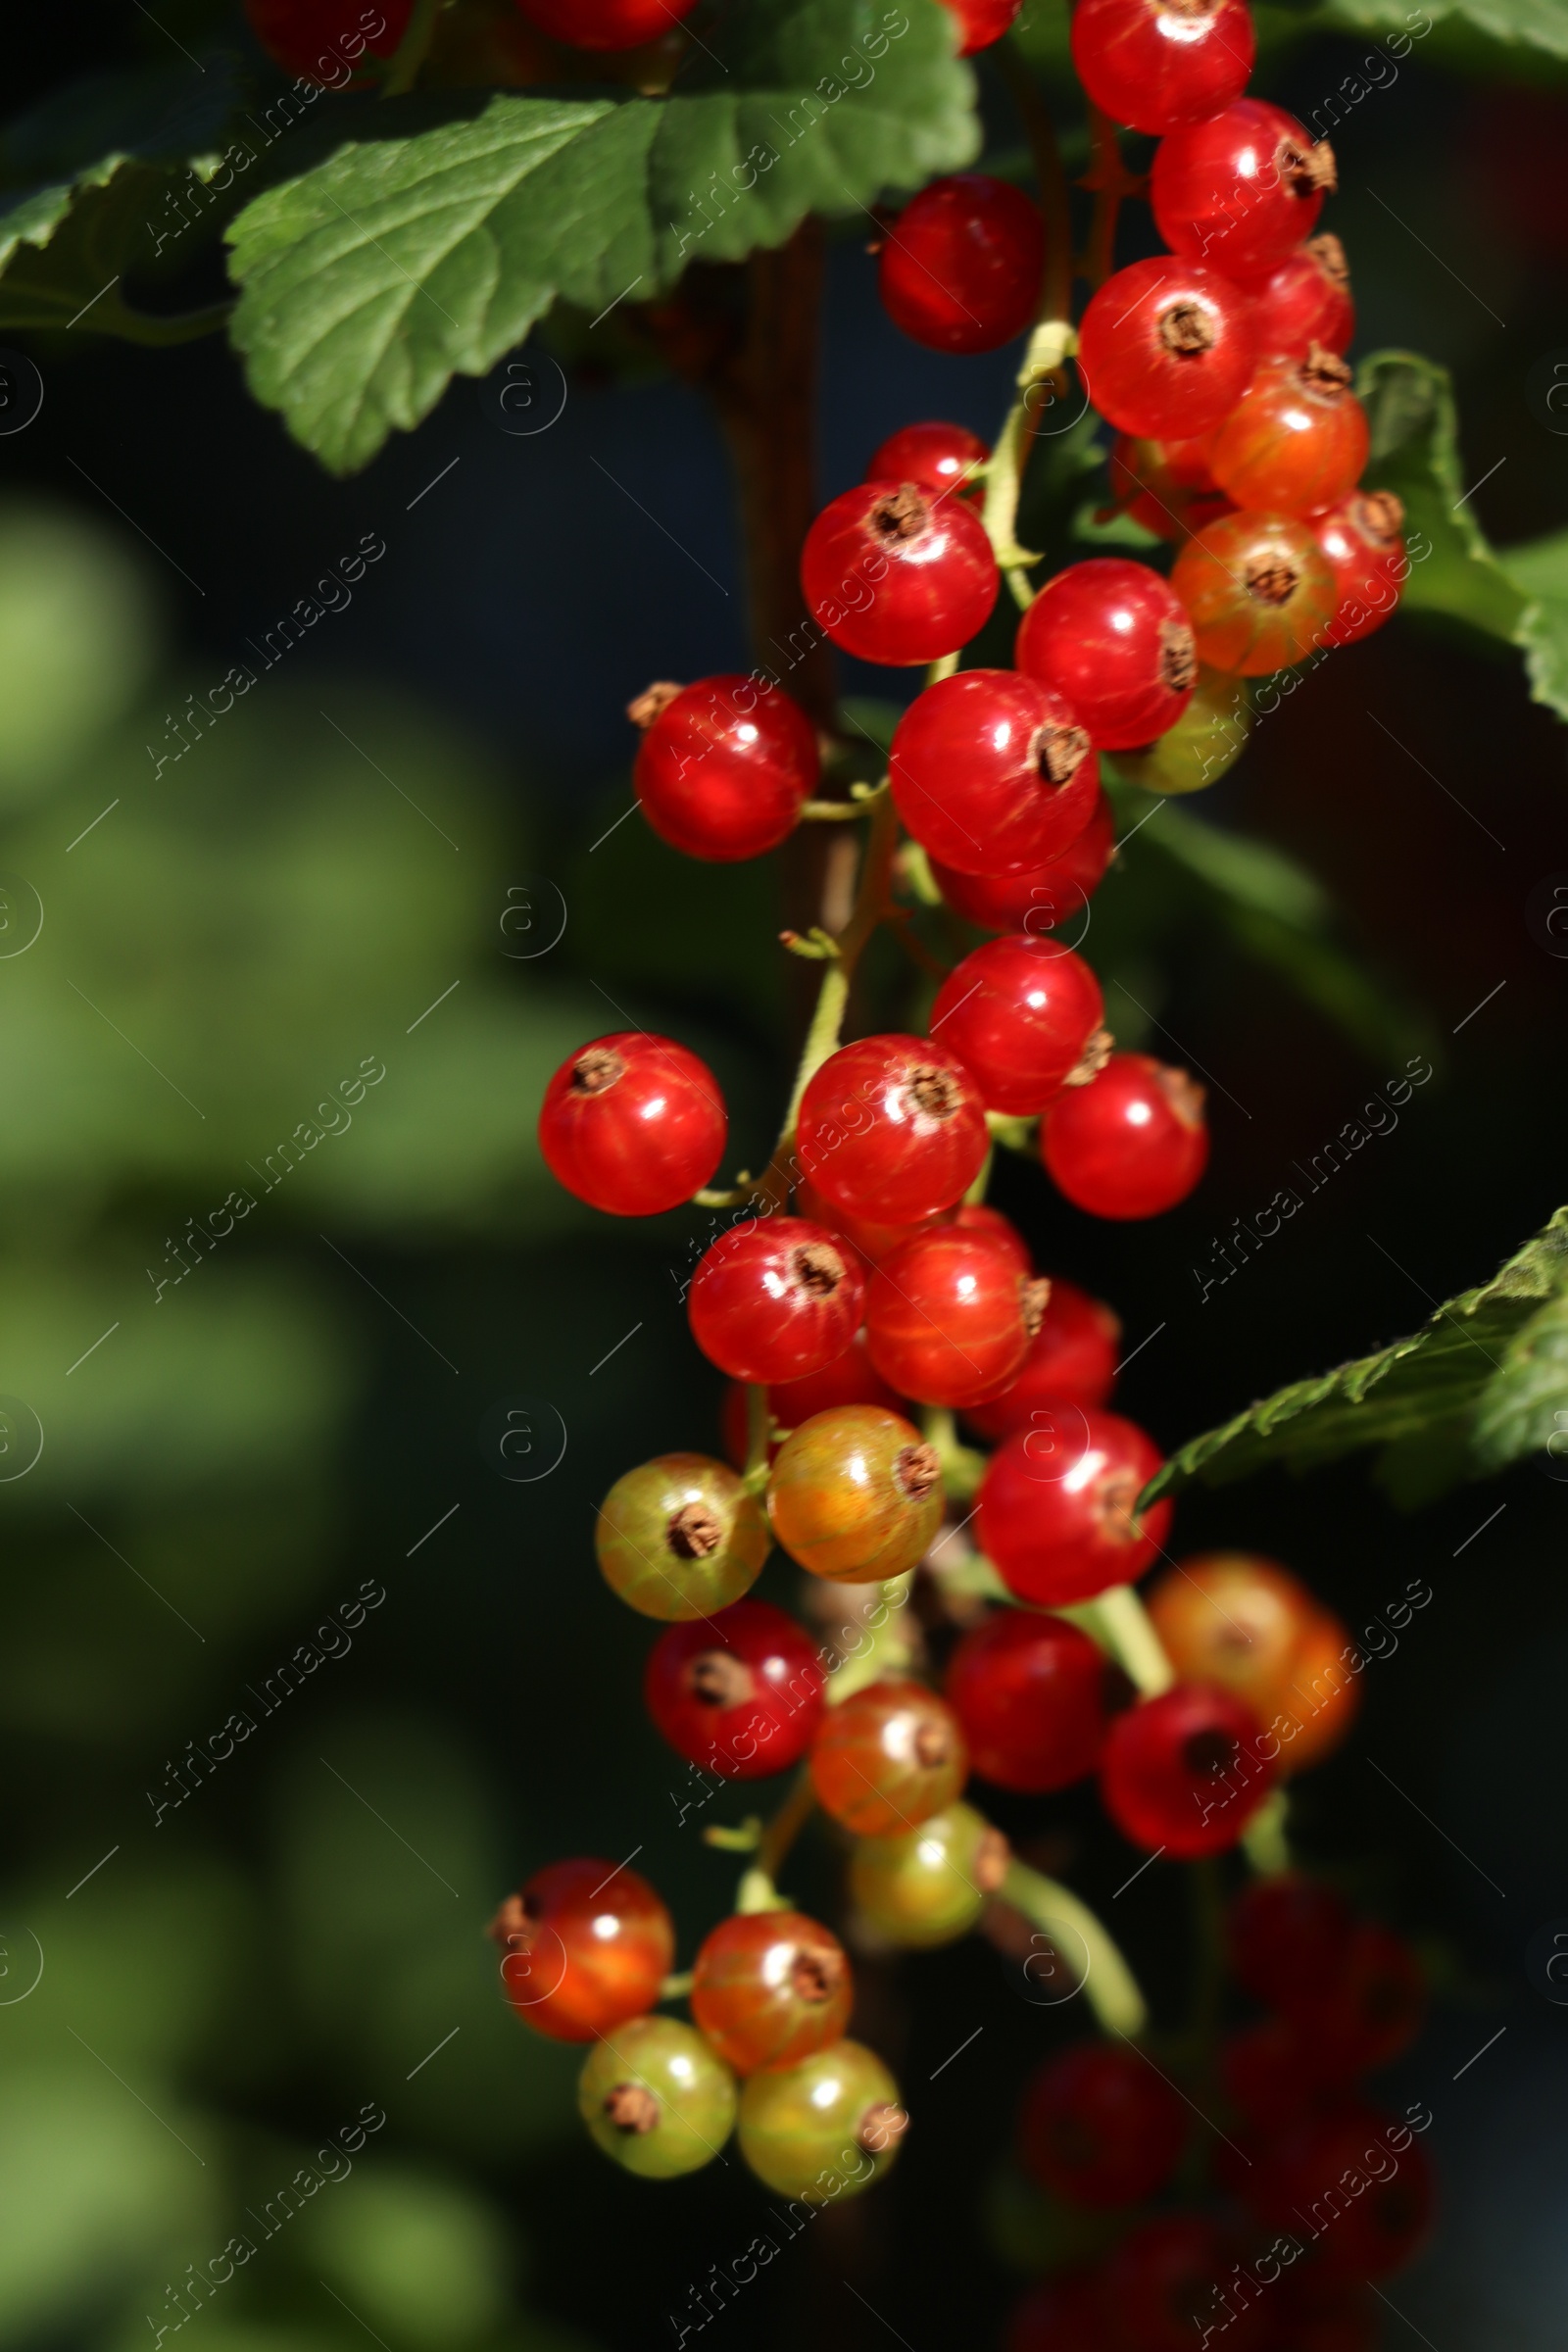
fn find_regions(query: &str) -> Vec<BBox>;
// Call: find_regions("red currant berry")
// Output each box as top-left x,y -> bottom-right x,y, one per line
596,1453 -> 769,1619
929,937 -> 1107,1114
1221,2019 -> 1328,2138
578,2016 -> 736,2178
246,0 -> 411,80
891,669 -> 1099,878
802,479 -> 999,666
953,1200 -> 1032,1271
1020,2042 -> 1188,2207
1071,0 -> 1254,137
937,0 -> 1025,55
946,1607 -> 1115,1791
1256,1917 -> 1423,2075
848,1802 -> 1009,1944
810,1677 -> 967,1835
1147,1550 -> 1320,1717
1171,510 -> 1338,672
795,1034 -> 989,1222
1153,101 -> 1337,282
866,1228 -> 1047,1408
644,1597 -> 825,1780
1114,664 -> 1250,793
978,1407 -> 1172,1605
1005,2271 -> 1105,2352
1313,489 -> 1406,647
490,1857 -> 673,2042
1274,1606 -> 1360,1773
1101,1683 -> 1275,1856
879,174 -> 1044,355
718,1333 -> 905,1469
1042,1053 -> 1208,1219
962,1277 -> 1122,1440
767,1404 -> 944,1584
1250,232 -> 1353,359
1227,1873 -> 1354,2010
1016,558 -> 1198,752
688,1217 -> 863,1387
538,1032 -> 725,1216
514,0 -> 697,50
692,1910 -> 854,2076
867,419 -> 990,501
1108,432 -> 1233,542
1106,2216 -> 1252,2352
1250,2102 -> 1433,2278
630,675 -> 816,862
1077,258 -> 1259,442
929,791 -> 1116,933
737,2038 -> 908,2200
1209,346 -> 1370,517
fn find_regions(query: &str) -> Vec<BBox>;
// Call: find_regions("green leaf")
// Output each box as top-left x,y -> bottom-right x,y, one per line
1356,349 -> 1527,641
225,0 -> 978,471
1497,526 -> 1568,725
1325,0 -> 1568,56
1142,1206 -> 1568,1510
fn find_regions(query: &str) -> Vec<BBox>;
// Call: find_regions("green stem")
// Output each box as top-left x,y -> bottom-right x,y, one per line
823,1573 -> 918,1703
659,1969 -> 695,2001
1241,1787 -> 1293,1874
735,1767 -> 817,1911
381,0 -> 442,93
1070,1583 -> 1177,1696
1001,1858 -> 1149,2037
743,1383 -> 772,1486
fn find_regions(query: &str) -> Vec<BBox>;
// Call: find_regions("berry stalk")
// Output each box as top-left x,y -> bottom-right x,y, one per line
1000,1856 -> 1149,2036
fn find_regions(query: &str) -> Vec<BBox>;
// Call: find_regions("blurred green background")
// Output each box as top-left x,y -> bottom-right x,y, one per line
1,2 -> 1567,2349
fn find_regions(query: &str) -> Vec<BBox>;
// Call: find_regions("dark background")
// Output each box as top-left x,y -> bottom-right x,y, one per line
0,4 -> 1565,2348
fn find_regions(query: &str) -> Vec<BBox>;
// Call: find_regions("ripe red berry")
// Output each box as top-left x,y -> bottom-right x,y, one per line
946,1607 -> 1115,1791
767,1404 -> 944,1584
1221,2018 -> 1329,2138
1249,2102 -> 1433,2279
1152,101 -> 1337,282
644,1598 -> 825,1780
953,1200 -> 1032,1270
539,1032 -> 725,1216
595,1452 -> 769,1619
978,1407 -> 1172,1604
691,1910 -> 854,2075
1227,1874 -> 1354,2010
890,669 -> 1099,878
929,792 -> 1116,934
1070,0 -> 1254,137
1171,511 -> 1338,672
490,1857 -> 673,2042
865,1227 -> 1048,1408
514,0 -> 698,49
1105,2216 -> 1250,2352
688,1217 -> 864,1387
879,174 -> 1044,355
937,0 -> 1025,55
1077,258 -> 1259,442
1313,489 -> 1406,647
1042,1053 -> 1208,1219
1101,1683 -> 1275,1856
1289,1921 -> 1425,2075
1016,558 -> 1199,751
929,936 -> 1107,1114
1020,2042 -> 1188,2206
867,420 -> 989,501
246,0 -> 411,80
1107,432 -> 1233,542
810,1677 -> 967,1835
631,676 -> 817,862
717,1333 -> 905,1469
1208,346 -> 1370,517
1250,233 -> 1353,359
795,1034 -> 989,1223
801,481 -> 999,667
962,1276 -> 1121,1440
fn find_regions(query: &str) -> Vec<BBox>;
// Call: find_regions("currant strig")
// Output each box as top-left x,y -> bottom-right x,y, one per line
1107,431 -> 1234,542
716,1332 -> 905,1469
960,1274 -> 1122,1439
1100,1682 -> 1276,1856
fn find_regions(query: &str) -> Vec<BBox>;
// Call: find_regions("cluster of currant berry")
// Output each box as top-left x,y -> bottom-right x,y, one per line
1006,1876 -> 1428,2351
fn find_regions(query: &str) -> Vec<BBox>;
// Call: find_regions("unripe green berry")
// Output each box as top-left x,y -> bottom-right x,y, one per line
595,1452 -> 769,1620
578,2015 -> 738,2179
737,2036 -> 908,2201
848,1801 -> 1010,1947
1113,667 -> 1250,796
